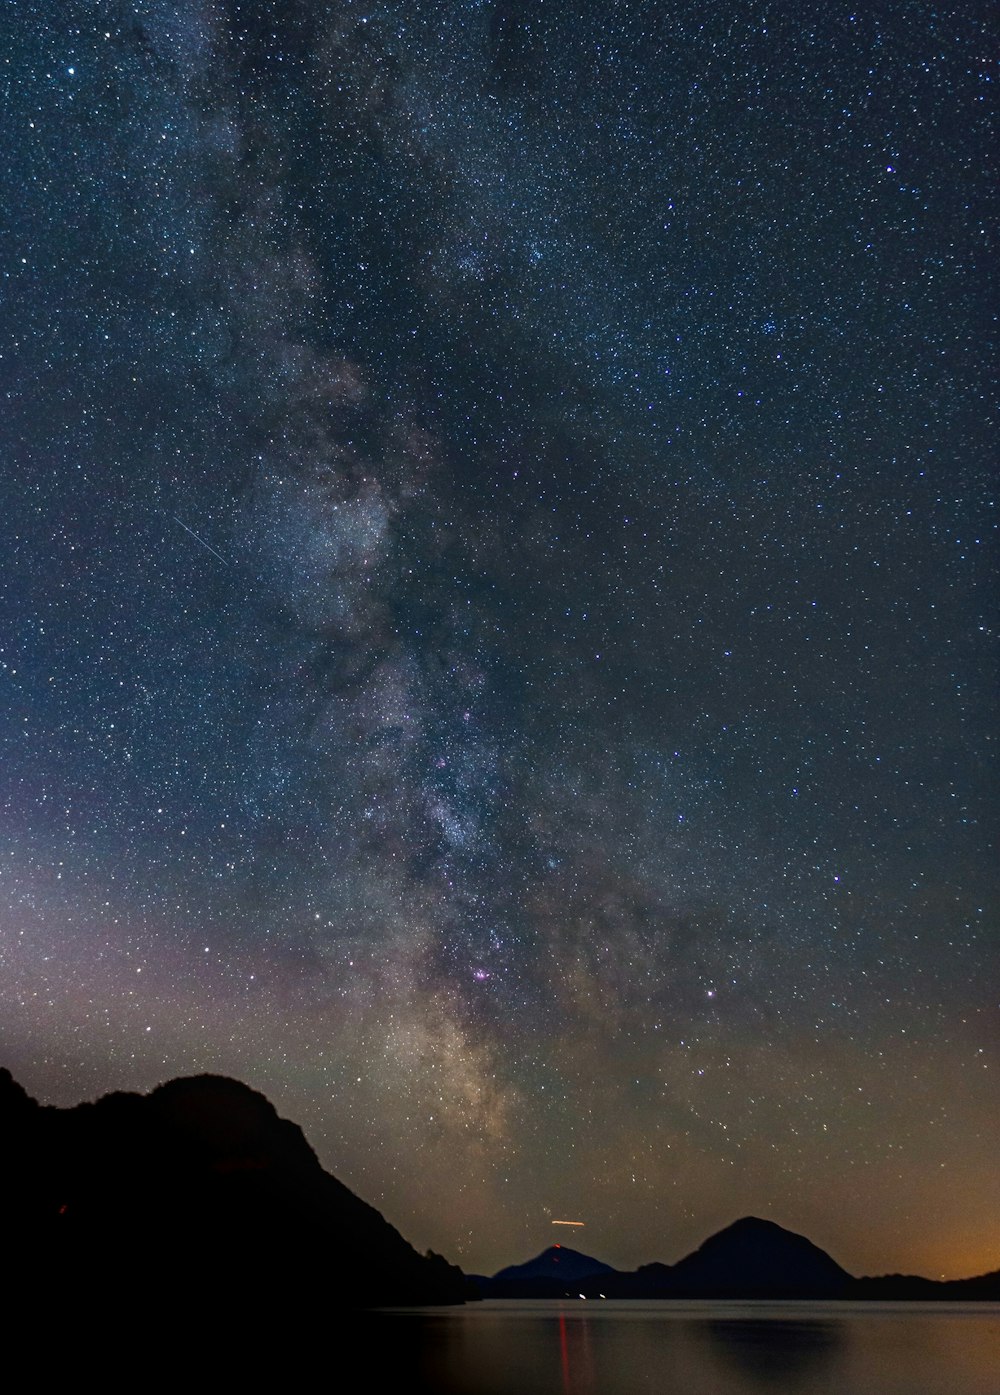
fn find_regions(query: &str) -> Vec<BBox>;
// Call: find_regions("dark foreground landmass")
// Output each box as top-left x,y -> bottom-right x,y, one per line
0,1065 -> 467,1323
3,1066 -> 996,1338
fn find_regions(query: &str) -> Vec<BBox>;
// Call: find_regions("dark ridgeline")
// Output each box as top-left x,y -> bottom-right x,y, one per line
468,1219 -> 851,1300
473,1216 -> 1000,1301
479,1245 -> 617,1298
0,1066 -> 467,1331
586,1217 -> 853,1299
4,1066 -> 998,1339
850,1270 -> 1000,1301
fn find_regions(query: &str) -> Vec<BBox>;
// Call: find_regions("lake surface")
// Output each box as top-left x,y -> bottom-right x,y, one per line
369,1300 -> 1000,1394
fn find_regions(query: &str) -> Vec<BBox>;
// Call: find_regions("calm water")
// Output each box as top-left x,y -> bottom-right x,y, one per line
368,1300 -> 1000,1395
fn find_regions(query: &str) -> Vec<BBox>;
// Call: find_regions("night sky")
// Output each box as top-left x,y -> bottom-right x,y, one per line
2,1 -> 996,1281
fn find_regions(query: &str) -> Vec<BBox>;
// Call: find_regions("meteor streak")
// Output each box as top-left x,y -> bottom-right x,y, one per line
551,1220 -> 585,1227
172,515 -> 229,565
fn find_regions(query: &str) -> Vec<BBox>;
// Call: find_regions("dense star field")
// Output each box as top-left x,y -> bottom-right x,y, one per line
1,2 -> 996,1280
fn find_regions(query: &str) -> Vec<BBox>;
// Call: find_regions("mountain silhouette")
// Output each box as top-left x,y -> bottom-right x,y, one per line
481,1215 -> 999,1300
482,1244 -> 616,1296
494,1245 -> 615,1283
0,1067 -> 466,1317
664,1215 -> 852,1297
4,1068 -> 997,1319
479,1218 -> 852,1299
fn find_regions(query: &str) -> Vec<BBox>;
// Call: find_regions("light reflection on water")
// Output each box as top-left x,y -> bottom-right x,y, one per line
369,1301 -> 1000,1395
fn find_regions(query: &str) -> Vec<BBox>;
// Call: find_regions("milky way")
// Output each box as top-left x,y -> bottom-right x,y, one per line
1,1 -> 996,1278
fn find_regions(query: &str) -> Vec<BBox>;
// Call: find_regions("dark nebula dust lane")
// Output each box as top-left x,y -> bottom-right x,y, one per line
1,1 -> 996,1279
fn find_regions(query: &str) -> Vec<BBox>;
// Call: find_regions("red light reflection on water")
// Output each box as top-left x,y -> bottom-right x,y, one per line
557,1311 -> 596,1395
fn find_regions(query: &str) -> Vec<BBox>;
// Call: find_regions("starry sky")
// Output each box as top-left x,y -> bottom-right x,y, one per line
2,1 -> 996,1281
